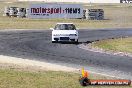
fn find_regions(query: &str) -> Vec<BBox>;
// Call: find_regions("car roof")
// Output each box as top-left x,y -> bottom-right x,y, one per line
57,23 -> 73,25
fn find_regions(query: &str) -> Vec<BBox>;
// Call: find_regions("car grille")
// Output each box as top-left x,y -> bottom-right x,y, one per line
60,37 -> 69,40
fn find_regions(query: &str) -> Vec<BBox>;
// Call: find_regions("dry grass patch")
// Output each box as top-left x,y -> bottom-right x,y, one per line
92,37 -> 132,53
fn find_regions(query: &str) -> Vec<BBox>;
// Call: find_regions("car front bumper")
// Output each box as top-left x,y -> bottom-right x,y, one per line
52,36 -> 78,42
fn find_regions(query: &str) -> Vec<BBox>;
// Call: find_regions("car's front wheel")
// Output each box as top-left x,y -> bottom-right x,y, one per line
52,41 -> 55,43
74,39 -> 78,44
52,41 -> 58,43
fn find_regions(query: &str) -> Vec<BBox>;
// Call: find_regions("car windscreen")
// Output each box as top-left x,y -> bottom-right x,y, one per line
54,24 -> 76,30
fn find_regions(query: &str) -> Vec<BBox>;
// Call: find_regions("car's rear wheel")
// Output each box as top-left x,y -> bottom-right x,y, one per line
75,39 -> 78,44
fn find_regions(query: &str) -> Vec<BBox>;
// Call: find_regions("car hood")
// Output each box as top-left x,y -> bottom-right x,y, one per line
52,30 -> 77,35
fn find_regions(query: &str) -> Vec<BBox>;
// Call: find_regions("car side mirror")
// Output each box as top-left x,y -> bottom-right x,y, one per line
50,28 -> 54,30
76,28 -> 79,30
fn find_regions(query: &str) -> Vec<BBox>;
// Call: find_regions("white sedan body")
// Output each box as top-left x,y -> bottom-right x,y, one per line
52,23 -> 78,43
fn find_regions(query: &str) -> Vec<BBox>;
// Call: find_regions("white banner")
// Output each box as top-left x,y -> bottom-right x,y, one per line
28,4 -> 83,19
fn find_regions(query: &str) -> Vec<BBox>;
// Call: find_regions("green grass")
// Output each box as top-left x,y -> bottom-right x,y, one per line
92,37 -> 132,53
0,2 -> 132,29
0,68 -> 131,88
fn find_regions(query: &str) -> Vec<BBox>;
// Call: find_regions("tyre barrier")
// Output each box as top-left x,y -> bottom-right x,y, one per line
3,7 -> 28,18
83,9 -> 104,20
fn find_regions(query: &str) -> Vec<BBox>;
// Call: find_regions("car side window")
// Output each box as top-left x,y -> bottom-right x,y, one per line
54,24 -> 60,30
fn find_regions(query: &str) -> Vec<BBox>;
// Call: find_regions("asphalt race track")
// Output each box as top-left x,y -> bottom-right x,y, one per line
0,28 -> 132,79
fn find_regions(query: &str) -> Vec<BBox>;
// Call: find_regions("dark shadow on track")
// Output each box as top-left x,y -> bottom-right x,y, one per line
55,40 -> 95,45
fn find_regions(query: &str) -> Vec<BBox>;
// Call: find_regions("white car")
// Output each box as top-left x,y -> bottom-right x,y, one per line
51,23 -> 78,43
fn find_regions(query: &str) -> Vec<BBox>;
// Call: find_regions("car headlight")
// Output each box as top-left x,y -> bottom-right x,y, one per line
69,34 -> 77,36
53,34 -> 71,36
53,34 -> 60,36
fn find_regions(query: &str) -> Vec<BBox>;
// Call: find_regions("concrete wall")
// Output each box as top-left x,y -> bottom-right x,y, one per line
18,0 -> 120,3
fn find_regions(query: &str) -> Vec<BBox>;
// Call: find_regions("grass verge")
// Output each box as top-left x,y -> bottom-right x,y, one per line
92,37 -> 132,53
0,68 -> 131,88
